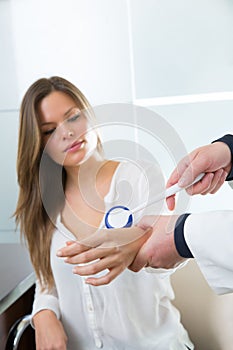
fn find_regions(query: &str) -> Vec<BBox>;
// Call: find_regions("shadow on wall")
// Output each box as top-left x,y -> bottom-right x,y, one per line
171,260 -> 233,350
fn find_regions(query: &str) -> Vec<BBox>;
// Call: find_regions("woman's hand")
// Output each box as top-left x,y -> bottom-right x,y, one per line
57,226 -> 151,286
33,310 -> 67,350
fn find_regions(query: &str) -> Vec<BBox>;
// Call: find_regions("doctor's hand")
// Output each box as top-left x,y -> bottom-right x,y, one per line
56,226 -> 151,286
129,215 -> 186,272
166,141 -> 231,210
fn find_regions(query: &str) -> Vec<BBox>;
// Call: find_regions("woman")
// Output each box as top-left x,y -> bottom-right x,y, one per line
15,76 -> 193,349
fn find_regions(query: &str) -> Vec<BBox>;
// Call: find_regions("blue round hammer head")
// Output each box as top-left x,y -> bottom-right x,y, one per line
105,205 -> 133,229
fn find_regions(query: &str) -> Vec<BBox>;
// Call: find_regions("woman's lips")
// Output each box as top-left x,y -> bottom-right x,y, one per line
65,140 -> 85,152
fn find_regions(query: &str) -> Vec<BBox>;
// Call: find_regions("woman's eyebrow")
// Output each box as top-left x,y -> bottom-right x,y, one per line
40,106 -> 78,126
64,106 -> 78,117
41,121 -> 54,126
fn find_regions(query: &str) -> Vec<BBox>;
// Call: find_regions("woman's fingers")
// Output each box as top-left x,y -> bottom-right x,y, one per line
72,255 -> 120,277
56,241 -> 90,258
64,246 -> 117,264
85,266 -> 124,286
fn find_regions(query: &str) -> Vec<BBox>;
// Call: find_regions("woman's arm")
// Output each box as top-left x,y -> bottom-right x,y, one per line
33,309 -> 67,350
32,280 -> 67,349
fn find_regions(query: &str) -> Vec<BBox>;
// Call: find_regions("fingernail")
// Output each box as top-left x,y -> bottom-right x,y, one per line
178,177 -> 187,187
56,250 -> 62,257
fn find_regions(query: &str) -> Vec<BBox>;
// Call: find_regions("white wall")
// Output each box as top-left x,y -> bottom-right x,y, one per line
130,0 -> 233,98
10,0 -> 133,106
0,2 -> 19,110
0,1 -> 20,241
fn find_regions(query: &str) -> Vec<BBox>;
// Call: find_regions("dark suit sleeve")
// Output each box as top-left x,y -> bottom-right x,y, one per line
174,213 -> 193,258
212,134 -> 233,181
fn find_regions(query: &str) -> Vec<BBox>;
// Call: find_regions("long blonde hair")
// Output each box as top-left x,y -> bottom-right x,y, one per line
14,76 -> 102,290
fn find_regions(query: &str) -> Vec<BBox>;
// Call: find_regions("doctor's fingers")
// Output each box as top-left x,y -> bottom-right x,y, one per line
205,169 -> 227,194
166,153 -> 193,188
185,172 -> 214,195
166,195 -> 176,211
185,169 -> 225,195
64,246 -> 118,265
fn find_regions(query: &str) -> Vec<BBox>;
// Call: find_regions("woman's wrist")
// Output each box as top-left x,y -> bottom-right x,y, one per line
33,309 -> 58,326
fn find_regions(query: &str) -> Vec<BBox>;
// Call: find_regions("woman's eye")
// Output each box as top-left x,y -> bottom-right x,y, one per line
43,128 -> 55,135
68,113 -> 80,122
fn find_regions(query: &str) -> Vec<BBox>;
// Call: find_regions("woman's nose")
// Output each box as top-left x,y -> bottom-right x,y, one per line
67,130 -> 74,138
58,123 -> 75,140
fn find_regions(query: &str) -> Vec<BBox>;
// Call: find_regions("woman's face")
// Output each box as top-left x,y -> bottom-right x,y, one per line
38,90 -> 96,167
